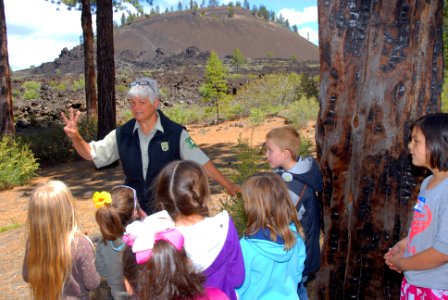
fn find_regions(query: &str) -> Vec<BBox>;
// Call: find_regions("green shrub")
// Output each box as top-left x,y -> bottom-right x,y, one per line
222,103 -> 245,120
164,103 -> 211,125
248,104 -> 282,126
118,109 -> 133,125
54,82 -> 67,92
72,77 -> 85,91
22,81 -> 40,91
139,70 -> 152,78
279,96 -> 319,128
220,137 -> 269,236
299,136 -> 313,157
231,136 -> 269,184
160,87 -> 170,99
22,81 -> 41,100
79,116 -> 98,142
221,195 -> 246,237
23,89 -> 39,100
227,73 -> 242,79
0,136 -> 39,190
233,73 -> 302,116
116,84 -> 128,93
20,116 -> 97,164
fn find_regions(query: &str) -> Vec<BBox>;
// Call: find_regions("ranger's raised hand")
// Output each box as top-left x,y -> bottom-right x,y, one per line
61,108 -> 82,139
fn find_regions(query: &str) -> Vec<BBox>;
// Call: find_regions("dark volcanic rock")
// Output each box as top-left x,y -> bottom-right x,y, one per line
12,7 -> 319,130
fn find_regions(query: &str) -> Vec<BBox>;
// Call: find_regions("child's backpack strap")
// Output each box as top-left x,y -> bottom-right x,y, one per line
296,183 -> 307,210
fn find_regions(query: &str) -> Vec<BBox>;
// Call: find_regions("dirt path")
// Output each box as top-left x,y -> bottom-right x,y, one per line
0,117 -> 314,299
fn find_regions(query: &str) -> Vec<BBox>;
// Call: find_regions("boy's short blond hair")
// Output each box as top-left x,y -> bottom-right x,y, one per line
266,126 -> 301,160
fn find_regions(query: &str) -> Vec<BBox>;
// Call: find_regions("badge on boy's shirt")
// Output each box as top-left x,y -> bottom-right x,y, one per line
282,172 -> 293,182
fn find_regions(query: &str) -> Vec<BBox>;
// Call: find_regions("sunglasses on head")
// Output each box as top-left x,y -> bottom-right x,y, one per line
129,80 -> 151,87
129,80 -> 157,97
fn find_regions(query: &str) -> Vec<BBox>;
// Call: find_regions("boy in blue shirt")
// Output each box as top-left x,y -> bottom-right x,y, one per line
265,126 -> 323,300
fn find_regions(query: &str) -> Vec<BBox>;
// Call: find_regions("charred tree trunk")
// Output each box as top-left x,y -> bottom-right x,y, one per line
81,0 -> 97,119
96,0 -> 115,139
0,0 -> 14,136
315,1 -> 443,299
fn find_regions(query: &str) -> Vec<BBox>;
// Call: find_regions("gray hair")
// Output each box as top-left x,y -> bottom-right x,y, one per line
127,77 -> 160,104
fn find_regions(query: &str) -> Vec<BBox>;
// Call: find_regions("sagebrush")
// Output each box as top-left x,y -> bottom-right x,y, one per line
0,136 -> 39,190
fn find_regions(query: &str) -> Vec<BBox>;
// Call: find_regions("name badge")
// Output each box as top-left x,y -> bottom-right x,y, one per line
161,142 -> 169,151
413,196 -> 426,212
282,172 -> 293,182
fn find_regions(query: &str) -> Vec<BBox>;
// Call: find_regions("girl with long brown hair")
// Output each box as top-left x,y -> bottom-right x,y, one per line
236,172 -> 306,299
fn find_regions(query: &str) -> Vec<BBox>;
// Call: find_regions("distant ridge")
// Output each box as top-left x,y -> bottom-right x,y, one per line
114,6 -> 318,61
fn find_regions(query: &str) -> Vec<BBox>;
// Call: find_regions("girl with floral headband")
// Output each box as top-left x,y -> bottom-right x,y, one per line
22,180 -> 100,299
122,210 -> 229,299
93,185 -> 145,299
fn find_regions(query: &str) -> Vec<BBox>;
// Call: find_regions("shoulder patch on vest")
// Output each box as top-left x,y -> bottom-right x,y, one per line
185,137 -> 198,149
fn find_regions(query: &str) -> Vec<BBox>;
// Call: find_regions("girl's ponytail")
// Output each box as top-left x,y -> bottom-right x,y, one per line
96,206 -> 125,243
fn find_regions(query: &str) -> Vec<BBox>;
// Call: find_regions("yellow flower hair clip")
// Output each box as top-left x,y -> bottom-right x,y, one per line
93,191 -> 112,208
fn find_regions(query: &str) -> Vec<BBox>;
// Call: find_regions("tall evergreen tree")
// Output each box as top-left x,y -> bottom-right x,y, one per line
227,2 -> 234,17
258,4 -> 268,20
80,0 -> 97,119
200,50 -> 228,123
96,0 -> 115,139
292,24 -> 298,33
243,0 -> 249,10
61,0 -> 152,137
231,48 -> 246,74
208,0 -> 218,8
0,0 -> 14,136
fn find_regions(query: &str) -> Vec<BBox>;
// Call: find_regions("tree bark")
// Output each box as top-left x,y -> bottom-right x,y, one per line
315,1 -> 443,299
0,0 -> 14,136
96,0 -> 116,139
81,0 -> 97,119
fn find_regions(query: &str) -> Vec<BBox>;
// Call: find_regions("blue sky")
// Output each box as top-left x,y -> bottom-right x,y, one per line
4,0 -> 318,71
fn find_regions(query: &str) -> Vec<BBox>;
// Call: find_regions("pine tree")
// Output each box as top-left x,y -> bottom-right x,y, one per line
227,2 -> 234,17
200,50 -> 228,123
0,0 -> 14,136
243,0 -> 249,10
231,48 -> 246,74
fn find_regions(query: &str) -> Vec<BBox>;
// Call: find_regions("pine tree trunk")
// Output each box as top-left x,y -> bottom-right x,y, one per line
81,0 -> 97,119
96,0 -> 116,140
0,0 -> 14,136
315,1 -> 443,299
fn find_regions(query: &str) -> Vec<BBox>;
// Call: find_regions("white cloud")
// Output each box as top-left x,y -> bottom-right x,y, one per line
5,0 -> 83,70
5,0 -> 128,71
297,26 -> 319,45
279,6 -> 317,25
